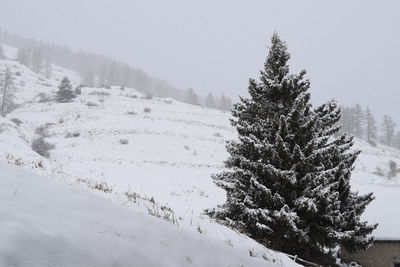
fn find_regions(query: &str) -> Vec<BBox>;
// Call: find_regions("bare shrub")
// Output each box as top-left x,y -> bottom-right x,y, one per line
35,125 -> 50,138
126,111 -> 137,115
142,93 -> 153,100
10,118 -> 23,126
368,140 -> 377,147
86,101 -> 98,107
37,92 -> 52,103
89,91 -> 110,96
213,132 -> 222,137
119,139 -> 129,145
143,107 -> 151,113
31,137 -> 55,158
373,166 -> 385,177
65,131 -> 80,138
146,204 -> 179,225
124,188 -> 179,225
74,86 -> 82,95
77,178 -> 113,193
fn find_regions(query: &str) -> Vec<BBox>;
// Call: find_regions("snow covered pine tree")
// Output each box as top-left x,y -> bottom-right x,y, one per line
207,33 -> 376,265
56,77 -> 75,103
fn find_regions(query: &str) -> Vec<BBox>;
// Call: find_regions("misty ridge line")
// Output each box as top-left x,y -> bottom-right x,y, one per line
1,28 -> 399,150
0,27 -> 232,111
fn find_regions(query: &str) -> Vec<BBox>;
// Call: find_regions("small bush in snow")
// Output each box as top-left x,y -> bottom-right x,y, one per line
86,101 -> 98,107
367,140 -> 377,147
146,204 -> 178,225
77,178 -> 113,193
10,118 -> 23,126
89,91 -> 110,96
142,93 -> 153,100
35,125 -> 50,138
143,107 -> 151,113
37,92 -> 52,103
126,111 -> 137,115
373,166 -> 385,177
74,86 -> 82,95
65,131 -> 80,138
213,132 -> 222,137
31,137 -> 55,158
119,139 -> 129,145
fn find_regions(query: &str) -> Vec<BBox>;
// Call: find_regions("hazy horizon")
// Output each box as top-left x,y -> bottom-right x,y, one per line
1,0 -> 399,122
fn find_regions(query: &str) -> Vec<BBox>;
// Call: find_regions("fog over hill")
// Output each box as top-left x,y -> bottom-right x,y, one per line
1,0 -> 399,124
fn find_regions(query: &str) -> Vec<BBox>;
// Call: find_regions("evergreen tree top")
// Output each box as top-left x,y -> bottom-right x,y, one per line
263,33 -> 290,80
58,77 -> 72,91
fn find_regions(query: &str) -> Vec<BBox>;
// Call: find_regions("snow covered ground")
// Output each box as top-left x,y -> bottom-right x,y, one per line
0,162 -> 284,267
0,44 -> 300,267
352,141 -> 400,240
0,43 -> 399,266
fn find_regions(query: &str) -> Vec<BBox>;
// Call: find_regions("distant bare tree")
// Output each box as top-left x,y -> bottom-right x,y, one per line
82,67 -> 95,87
31,48 -> 43,73
217,93 -> 232,111
0,68 -> 16,116
353,103 -> 364,138
44,57 -> 52,79
0,44 -> 4,59
16,47 -> 30,66
365,107 -> 377,145
388,160 -> 399,178
204,92 -> 217,108
381,115 -> 396,146
185,88 -> 200,106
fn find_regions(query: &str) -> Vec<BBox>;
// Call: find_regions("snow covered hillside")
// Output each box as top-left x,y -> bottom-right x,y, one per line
0,42 -> 399,266
0,44 -> 300,267
0,162 -> 282,267
352,141 -> 400,240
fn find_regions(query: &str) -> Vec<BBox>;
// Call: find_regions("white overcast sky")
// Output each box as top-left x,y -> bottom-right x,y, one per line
0,0 -> 399,122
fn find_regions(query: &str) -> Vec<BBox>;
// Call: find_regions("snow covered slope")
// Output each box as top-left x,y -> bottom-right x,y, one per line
0,44 -> 300,267
0,162 -> 281,267
1,42 -> 399,266
352,141 -> 400,240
